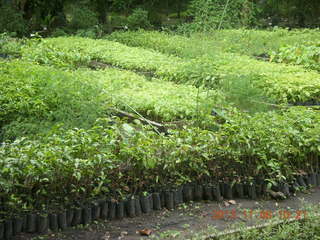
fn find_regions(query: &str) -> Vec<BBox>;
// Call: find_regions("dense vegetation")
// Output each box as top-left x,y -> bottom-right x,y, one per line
1,28 -> 320,216
0,0 -> 319,239
0,0 -> 319,37
108,30 -> 320,104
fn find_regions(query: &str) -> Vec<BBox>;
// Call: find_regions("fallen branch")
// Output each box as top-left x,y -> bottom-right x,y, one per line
110,108 -> 167,134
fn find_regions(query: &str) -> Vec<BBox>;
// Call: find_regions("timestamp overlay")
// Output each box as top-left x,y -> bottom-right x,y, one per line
212,209 -> 308,220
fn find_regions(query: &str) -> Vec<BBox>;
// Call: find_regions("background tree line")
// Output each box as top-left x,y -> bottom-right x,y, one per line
0,0 -> 319,36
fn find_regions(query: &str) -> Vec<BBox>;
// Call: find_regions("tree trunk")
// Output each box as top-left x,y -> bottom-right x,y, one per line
96,0 -> 108,24
177,0 -> 181,19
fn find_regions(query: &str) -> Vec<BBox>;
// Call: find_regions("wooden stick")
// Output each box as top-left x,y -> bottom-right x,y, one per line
110,108 -> 167,133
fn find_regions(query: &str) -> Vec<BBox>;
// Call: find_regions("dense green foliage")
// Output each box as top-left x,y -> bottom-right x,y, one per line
20,37 -> 219,87
0,60 -> 106,140
0,0 -> 319,37
179,0 -> 256,32
0,5 -> 28,36
0,10 -> 320,235
108,29 -> 320,59
271,41 -> 320,72
1,107 -> 320,213
3,34 -> 317,108
0,59 -> 224,141
108,30 -> 320,104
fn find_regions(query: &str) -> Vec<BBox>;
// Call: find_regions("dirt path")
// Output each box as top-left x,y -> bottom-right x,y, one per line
15,188 -> 320,240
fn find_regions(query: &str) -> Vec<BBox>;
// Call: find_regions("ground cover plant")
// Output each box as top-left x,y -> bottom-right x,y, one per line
83,67 -> 224,123
108,29 -> 320,57
271,41 -> 320,72
20,37 -> 219,88
0,59 -> 224,141
108,30 -> 320,105
15,35 -> 320,106
1,0 -> 320,239
0,60 -> 107,141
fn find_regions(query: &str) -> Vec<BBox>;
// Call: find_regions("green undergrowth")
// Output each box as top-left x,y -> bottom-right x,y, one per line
271,41 -> 320,72
108,30 -> 320,104
20,37 -> 218,87
83,67 -> 224,122
20,35 -> 320,106
0,60 -> 223,140
108,29 -> 320,57
1,107 -> 320,215
0,60 -> 107,141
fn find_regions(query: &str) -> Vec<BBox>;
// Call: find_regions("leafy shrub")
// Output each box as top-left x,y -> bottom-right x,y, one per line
0,5 -> 28,36
21,37 -> 219,87
180,0 -> 257,33
1,107 -> 320,214
0,32 -> 24,56
108,30 -> 320,104
97,68 -> 224,122
0,60 -> 107,140
108,29 -> 320,58
271,41 -> 320,72
75,25 -> 103,38
51,28 -> 68,37
75,28 -> 98,38
127,8 -> 152,30
0,59 -> 223,142
69,6 -> 99,29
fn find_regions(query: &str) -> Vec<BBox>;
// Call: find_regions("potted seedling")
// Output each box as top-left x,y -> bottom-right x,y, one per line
140,192 -> 151,214
37,212 -> 49,234
125,196 -> 136,218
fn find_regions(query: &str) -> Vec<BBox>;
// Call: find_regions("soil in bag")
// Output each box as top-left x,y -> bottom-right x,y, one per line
58,210 -> 68,230
71,208 -> 82,226
108,201 -> 116,220
194,184 -> 204,201
126,198 -> 136,218
91,203 -> 101,221
135,198 -> 142,217
224,183 -> 233,199
4,220 -> 13,239
183,184 -> 194,202
26,213 -> 37,233
235,183 -> 244,198
116,201 -> 125,219
82,206 -> 92,225
152,193 -> 161,211
203,185 -> 214,201
37,215 -> 48,234
212,184 -> 223,201
100,201 -> 109,220
66,208 -> 74,227
140,195 -> 151,214
164,191 -> 174,210
12,216 -> 23,235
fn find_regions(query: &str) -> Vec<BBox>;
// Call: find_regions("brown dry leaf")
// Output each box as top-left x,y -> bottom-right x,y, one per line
228,200 -> 236,205
138,229 -> 153,236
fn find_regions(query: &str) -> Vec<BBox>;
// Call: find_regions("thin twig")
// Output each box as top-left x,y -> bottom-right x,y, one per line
218,0 -> 231,30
